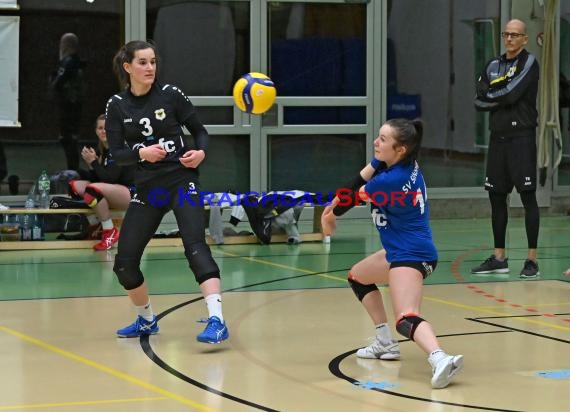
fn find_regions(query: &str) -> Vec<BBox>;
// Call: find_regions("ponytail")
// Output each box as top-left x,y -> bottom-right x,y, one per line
112,40 -> 157,90
385,118 -> 424,163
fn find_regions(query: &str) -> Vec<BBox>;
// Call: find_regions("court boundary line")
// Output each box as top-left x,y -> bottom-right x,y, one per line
467,316 -> 570,344
0,397 -> 167,411
0,326 -> 216,412
328,331 -> 524,412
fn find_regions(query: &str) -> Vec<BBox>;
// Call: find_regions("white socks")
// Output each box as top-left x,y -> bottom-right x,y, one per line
376,323 -> 393,342
205,294 -> 223,322
101,219 -> 114,230
136,300 -> 154,321
136,296 -> 224,323
428,349 -> 447,365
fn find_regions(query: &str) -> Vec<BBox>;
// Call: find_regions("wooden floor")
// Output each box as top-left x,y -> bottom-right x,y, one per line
0,216 -> 569,411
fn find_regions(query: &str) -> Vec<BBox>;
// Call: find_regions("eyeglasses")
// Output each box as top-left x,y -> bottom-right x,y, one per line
501,32 -> 526,39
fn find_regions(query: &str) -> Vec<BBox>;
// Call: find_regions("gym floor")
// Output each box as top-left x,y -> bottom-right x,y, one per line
0,217 -> 568,411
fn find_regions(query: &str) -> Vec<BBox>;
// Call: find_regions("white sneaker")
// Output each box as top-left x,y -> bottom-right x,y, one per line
356,337 -> 401,360
429,354 -> 463,389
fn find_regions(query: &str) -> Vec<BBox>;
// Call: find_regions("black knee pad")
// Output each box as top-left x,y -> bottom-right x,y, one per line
348,274 -> 379,301
396,313 -> 425,341
84,185 -> 104,208
113,256 -> 144,290
184,242 -> 220,284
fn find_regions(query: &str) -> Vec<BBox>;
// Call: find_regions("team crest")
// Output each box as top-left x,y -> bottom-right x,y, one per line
154,108 -> 166,120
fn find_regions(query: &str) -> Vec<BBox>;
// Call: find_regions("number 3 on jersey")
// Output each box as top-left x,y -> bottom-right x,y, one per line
140,117 -> 153,136
139,117 -> 176,153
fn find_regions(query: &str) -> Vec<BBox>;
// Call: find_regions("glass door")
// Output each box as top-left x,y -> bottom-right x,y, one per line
146,0 -> 379,193
262,0 -> 376,193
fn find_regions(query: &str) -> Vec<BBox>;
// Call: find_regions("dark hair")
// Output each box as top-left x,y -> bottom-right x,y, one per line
385,118 -> 423,163
94,113 -> 105,128
112,40 -> 157,89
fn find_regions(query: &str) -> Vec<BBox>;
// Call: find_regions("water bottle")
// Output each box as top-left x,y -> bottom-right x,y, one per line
38,170 -> 51,209
32,214 -> 44,241
25,182 -> 36,209
21,185 -> 35,241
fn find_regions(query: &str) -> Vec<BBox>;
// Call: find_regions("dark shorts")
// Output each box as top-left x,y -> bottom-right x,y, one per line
485,134 -> 537,193
119,168 -> 219,279
390,260 -> 437,279
133,168 -> 201,211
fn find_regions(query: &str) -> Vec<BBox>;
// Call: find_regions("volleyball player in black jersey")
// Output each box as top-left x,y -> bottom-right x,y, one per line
105,40 -> 228,344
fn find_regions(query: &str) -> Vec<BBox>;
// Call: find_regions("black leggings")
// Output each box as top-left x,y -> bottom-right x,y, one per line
115,177 -> 220,289
489,191 -> 539,249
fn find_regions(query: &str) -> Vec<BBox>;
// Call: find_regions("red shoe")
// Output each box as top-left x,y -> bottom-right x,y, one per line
93,228 -> 119,251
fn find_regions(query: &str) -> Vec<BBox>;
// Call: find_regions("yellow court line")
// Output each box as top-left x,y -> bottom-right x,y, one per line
317,273 -> 347,282
217,251 -> 570,332
217,250 -> 347,282
424,296 -> 570,332
0,397 -> 167,411
0,326 -> 216,412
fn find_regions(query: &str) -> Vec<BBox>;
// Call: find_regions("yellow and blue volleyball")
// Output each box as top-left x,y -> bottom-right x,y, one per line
232,72 -> 277,115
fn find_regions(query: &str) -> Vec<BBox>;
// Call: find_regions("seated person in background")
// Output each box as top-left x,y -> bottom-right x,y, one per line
70,114 -> 134,251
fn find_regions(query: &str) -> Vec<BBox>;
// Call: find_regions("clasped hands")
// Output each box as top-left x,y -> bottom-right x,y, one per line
138,144 -> 205,168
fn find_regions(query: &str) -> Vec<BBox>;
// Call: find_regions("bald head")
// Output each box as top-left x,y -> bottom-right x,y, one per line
502,19 -> 528,59
505,19 -> 527,34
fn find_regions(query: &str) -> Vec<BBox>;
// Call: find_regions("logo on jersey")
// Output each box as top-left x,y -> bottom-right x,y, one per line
154,108 -> 166,120
130,193 -> 146,205
506,65 -> 517,78
158,138 -> 176,153
371,209 -> 388,228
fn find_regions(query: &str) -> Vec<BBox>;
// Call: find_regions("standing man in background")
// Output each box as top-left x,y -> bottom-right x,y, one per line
49,33 -> 86,171
473,19 -> 540,279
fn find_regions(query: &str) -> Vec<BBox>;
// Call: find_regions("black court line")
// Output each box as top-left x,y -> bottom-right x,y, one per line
133,265 -> 567,409
139,269 -> 344,411
139,336 -> 278,412
328,330 -> 523,412
467,315 -> 570,345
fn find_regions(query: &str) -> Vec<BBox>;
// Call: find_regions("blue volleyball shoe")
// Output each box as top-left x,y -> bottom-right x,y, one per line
116,315 -> 159,338
196,316 -> 229,344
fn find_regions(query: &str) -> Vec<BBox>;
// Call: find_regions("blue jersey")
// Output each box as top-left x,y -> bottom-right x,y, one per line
364,160 -> 437,263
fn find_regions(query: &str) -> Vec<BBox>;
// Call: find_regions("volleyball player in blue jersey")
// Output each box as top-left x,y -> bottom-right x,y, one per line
321,118 -> 463,389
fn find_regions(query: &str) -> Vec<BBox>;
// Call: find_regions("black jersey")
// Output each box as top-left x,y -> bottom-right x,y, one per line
105,83 -> 209,184
86,148 -> 135,187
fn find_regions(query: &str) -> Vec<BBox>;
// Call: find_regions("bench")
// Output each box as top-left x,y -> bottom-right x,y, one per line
0,205 -> 325,250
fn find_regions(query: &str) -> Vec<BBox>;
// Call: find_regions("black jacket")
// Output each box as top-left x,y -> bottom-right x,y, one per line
474,49 -> 539,136
49,54 -> 86,105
